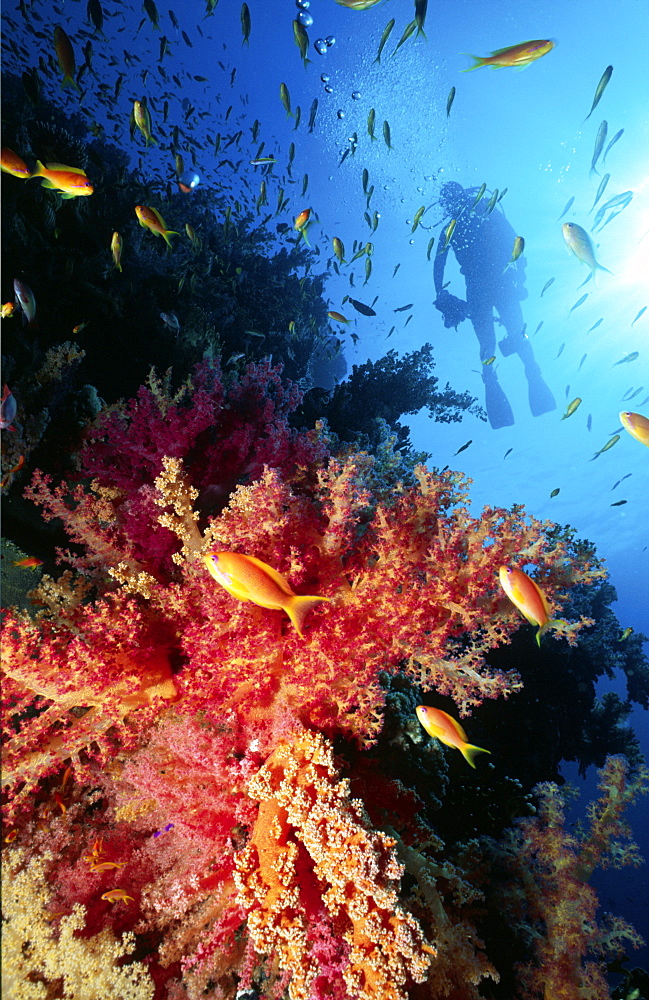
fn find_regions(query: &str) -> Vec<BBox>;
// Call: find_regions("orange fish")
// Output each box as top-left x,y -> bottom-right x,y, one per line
91,861 -> 127,872
1,302 -> 15,318
327,311 -> 350,324
135,205 -> 179,248
32,161 -> 93,198
1,147 -> 31,179
12,556 -> 43,568
416,706 -> 490,768
203,551 -> 330,637
101,889 -> 134,903
293,208 -> 311,244
54,25 -> 80,92
499,565 -> 564,645
620,411 -> 649,448
463,39 -> 555,71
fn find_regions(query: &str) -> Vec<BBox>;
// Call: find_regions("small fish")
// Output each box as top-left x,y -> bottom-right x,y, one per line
293,208 -> 311,243
4,830 -> 18,843
0,386 -> 17,430
374,18 -> 395,63
583,65 -> 613,122
619,411 -> 649,447
587,414 -> 592,432
602,128 -> 623,164
1,147 -> 31,179
143,0 -> 160,30
382,120 -> 393,150
72,322 -> 88,334
31,161 -> 93,198
308,98 -> 318,133
484,189 -> 499,215
280,82 -> 292,117
411,206 -> 426,232
426,236 -> 435,260
13,279 -> 36,326
561,397 -> 582,420
533,322 -> 544,336
454,439 -> 472,456
589,174 -> 610,213
414,0 -> 428,36
111,232 -> 123,272
470,183 -> 487,210
557,197 -> 575,221
499,566 -> 565,646
90,861 -> 128,872
133,99 -> 156,146
160,312 -> 180,333
364,256 -> 372,284
577,353 -> 587,371
101,889 -> 134,904
631,307 -> 646,326
250,157 -> 277,165
554,343 -> 565,360
87,0 -> 104,35
550,488 -> 560,498
590,120 -> 608,177
394,19 -> 417,54
203,551 -> 330,637
348,297 -> 376,317
503,448 -> 513,459
590,434 -> 620,460
328,311 -> 350,324
367,108 -> 376,140
618,627 -> 633,642
613,352 -> 639,367
1,302 -> 15,319
446,86 -> 456,117
54,25 -> 80,92
334,0 -> 384,7
135,205 -> 179,248
569,293 -> 588,316
441,218 -> 457,251
610,500 -> 627,507
463,39 -> 555,71
562,223 -> 611,279
503,235 -> 524,272
331,237 -> 346,264
621,387 -> 642,402
540,277 -> 555,296
482,356 -> 496,365
611,473 -> 632,491
12,556 -> 43,568
587,318 -> 603,334
416,706 -> 490,768
394,303 -> 414,313
292,18 -> 309,66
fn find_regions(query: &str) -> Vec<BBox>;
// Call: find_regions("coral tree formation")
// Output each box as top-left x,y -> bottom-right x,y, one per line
2,357 -> 647,1000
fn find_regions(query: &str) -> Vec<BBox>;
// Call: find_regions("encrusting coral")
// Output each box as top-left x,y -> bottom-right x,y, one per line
1,360 -> 645,999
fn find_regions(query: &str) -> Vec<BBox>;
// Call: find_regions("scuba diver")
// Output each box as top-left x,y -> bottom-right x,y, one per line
433,181 -> 556,428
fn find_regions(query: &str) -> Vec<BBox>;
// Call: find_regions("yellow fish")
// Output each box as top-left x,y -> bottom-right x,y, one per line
562,222 -> 611,279
620,411 -> 649,447
416,706 -> 490,768
463,39 -> 555,71
327,311 -> 350,324
499,565 -> 565,645
135,206 -> 179,247
100,889 -> 134,904
133,100 -> 156,147
203,551 -> 329,637
54,25 -> 80,92
31,161 -> 93,198
1,147 -> 31,179
111,231 -> 123,271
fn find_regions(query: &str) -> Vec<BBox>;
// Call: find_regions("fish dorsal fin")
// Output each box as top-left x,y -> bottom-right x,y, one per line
45,163 -> 87,174
242,554 -> 295,597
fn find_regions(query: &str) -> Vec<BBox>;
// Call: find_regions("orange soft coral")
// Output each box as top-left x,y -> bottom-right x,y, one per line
234,728 -> 433,1000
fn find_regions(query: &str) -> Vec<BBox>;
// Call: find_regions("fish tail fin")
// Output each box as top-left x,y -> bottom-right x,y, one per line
62,74 -> 81,93
162,231 -> 180,248
31,160 -> 45,179
461,744 -> 491,768
537,618 -> 569,644
461,55 -> 485,72
285,595 -> 331,638
597,263 -> 613,276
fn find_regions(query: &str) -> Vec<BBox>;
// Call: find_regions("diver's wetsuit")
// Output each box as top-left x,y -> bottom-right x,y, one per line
433,185 -> 556,428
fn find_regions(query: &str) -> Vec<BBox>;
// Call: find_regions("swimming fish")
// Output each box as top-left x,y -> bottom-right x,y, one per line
503,235 -> 524,272
562,397 -> 582,420
415,706 -> 490,768
454,439 -> 472,455
293,207 -> 311,243
328,311 -> 350,324
557,197 -> 575,221
446,86 -> 456,117
631,307 -> 646,326
583,65 -> 613,122
135,206 -> 179,247
382,120 -> 393,150
292,18 -> 309,66
610,500 -> 627,507
280,82 -> 292,117
203,551 -> 330,637
550,488 -> 560,498
562,222 -> 611,279
618,627 -> 633,641
602,128 -> 623,164
568,293 -> 588,316
333,237 -> 345,263
133,99 -> 156,146
335,0 -> 384,7
111,232 -> 123,271
1,147 -> 31,179
31,161 -> 93,198
620,411 -> 649,447
613,352 -> 639,367
374,18 -> 395,63
13,279 -> 36,326
1,386 -> 17,431
348,297 -> 376,316
54,25 -> 80,92
101,889 -> 134,904
462,39 -> 555,71
499,566 -> 565,646
394,19 -> 418,53
590,434 -> 620,460
589,174 -> 610,213
590,120 -> 608,176
441,218 -> 457,251
540,277 -> 555,296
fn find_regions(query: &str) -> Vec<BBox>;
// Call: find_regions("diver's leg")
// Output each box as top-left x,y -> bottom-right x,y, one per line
465,281 -> 514,429
494,282 -> 556,416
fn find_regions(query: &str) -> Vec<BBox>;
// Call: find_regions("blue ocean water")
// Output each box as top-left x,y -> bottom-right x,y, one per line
2,0 -> 648,984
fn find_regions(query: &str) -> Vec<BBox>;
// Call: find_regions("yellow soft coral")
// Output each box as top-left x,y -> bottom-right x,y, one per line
1,848 -> 155,1000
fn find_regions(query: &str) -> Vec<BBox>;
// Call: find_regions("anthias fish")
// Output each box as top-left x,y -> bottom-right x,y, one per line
463,39 -> 555,71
